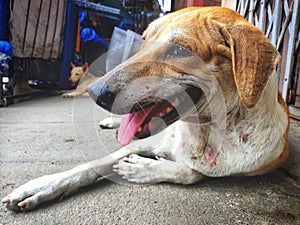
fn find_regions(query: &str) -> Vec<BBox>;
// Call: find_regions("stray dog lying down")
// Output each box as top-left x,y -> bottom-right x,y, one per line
2,7 -> 289,212
61,62 -> 94,98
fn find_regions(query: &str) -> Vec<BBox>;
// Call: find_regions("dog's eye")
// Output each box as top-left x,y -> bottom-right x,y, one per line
166,45 -> 193,58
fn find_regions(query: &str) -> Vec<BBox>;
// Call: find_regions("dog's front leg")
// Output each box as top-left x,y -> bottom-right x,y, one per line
61,92 -> 77,98
99,117 -> 121,129
114,154 -> 203,185
1,147 -> 132,212
61,89 -> 87,98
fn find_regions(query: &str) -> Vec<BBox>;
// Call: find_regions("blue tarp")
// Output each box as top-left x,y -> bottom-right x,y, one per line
0,41 -> 12,56
80,28 -> 107,46
79,11 -> 107,46
0,0 -> 12,57
0,0 -> 10,41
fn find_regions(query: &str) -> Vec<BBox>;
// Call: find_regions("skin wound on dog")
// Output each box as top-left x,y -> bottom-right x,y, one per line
204,144 -> 218,165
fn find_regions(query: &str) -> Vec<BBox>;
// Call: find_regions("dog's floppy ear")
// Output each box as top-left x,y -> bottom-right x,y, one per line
218,21 -> 280,108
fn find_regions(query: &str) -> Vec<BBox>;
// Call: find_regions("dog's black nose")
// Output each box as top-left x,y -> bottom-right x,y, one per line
89,82 -> 116,112
97,86 -> 116,111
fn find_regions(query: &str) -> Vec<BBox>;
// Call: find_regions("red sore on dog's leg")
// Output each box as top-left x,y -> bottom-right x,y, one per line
204,144 -> 218,165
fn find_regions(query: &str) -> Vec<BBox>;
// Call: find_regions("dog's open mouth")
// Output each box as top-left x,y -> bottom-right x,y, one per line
118,86 -> 203,146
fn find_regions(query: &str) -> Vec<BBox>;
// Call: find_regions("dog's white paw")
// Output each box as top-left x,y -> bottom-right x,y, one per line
113,154 -> 165,184
99,117 -> 121,129
61,92 -> 72,98
2,172 -> 74,212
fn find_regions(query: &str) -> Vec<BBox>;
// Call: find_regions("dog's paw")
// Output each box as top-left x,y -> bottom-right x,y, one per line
113,154 -> 165,184
1,173 -> 72,212
99,117 -> 121,129
61,93 -> 71,98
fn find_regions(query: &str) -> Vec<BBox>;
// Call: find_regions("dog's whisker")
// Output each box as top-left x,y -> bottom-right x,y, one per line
137,102 -> 147,114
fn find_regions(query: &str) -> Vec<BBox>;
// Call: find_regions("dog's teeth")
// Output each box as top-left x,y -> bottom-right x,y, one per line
172,97 -> 180,107
138,127 -> 142,132
166,107 -> 172,113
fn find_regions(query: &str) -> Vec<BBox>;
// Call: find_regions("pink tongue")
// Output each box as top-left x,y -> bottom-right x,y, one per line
118,105 -> 156,146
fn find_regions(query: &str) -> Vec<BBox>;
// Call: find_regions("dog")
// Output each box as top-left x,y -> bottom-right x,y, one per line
61,62 -> 93,98
2,7 -> 289,212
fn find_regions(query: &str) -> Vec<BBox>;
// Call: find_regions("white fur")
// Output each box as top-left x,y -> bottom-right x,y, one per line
99,117 -> 121,129
178,72 -> 288,176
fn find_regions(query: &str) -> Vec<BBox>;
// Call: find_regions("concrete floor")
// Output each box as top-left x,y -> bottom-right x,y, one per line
0,95 -> 300,225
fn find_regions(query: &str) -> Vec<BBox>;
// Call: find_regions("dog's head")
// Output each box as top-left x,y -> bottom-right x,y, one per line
69,62 -> 88,87
89,7 -> 280,146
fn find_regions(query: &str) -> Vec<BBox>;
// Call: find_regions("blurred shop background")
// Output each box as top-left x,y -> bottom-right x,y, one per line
0,0 -> 299,121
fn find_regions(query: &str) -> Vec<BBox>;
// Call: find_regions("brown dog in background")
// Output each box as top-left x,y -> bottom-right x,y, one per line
61,62 -> 92,98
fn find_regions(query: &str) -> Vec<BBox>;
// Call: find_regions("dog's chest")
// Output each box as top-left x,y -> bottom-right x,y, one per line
177,106 -> 287,177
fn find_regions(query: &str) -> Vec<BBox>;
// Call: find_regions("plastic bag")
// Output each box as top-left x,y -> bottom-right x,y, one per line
105,27 -> 143,73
